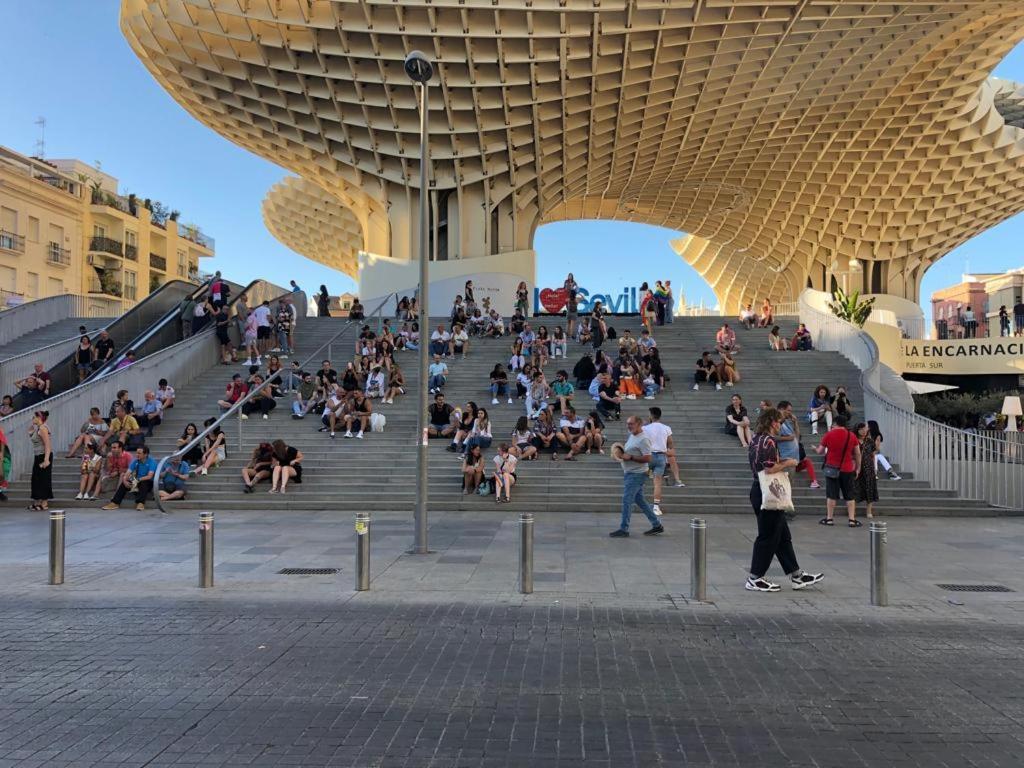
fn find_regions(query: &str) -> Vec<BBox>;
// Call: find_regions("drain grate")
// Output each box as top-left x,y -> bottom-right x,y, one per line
936,583 -> 1014,593
278,568 -> 339,576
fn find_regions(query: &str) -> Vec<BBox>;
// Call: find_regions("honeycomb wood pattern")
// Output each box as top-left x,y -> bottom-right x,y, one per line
262,176 -> 364,278
121,1 -> 1024,309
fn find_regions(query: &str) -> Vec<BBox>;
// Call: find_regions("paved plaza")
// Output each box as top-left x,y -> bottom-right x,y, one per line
1,509 -> 1023,767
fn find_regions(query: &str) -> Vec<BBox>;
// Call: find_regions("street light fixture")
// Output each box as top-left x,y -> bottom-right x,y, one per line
406,50 -> 433,554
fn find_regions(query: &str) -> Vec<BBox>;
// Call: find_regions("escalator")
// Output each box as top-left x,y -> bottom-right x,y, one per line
9,279 -> 205,412
9,278 -> 292,412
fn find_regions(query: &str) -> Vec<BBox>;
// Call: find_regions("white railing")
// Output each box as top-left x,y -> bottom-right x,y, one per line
679,305 -> 721,317
798,288 -> 1023,511
0,293 -> 122,348
0,328 -> 222,483
774,301 -> 799,316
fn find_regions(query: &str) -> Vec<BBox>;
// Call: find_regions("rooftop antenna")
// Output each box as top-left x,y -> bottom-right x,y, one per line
34,116 -> 46,158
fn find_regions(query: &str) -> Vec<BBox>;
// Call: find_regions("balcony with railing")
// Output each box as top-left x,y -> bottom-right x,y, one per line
179,223 -> 215,252
89,236 -> 123,257
46,242 -> 71,266
124,243 -> 138,261
0,230 -> 26,254
149,253 -> 166,272
90,188 -> 132,214
88,274 -> 123,297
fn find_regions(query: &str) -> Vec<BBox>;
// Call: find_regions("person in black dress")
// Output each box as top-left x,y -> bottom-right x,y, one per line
29,410 -> 54,510
317,285 -> 331,317
270,439 -> 303,494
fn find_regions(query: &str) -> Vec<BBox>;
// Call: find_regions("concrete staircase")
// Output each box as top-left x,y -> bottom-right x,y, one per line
0,317 -> 113,362
4,315 -> 1001,516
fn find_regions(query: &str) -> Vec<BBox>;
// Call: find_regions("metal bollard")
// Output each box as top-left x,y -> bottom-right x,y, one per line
355,512 -> 370,591
870,520 -> 888,607
199,511 -> 214,588
519,513 -> 534,594
690,518 -> 707,602
48,510 -> 65,586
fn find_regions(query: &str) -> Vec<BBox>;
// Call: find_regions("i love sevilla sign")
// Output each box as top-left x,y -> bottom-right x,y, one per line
534,286 -> 639,315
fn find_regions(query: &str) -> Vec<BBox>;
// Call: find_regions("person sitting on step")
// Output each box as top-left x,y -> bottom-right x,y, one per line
550,325 -> 568,359
493,443 -> 518,503
364,365 -> 386,400
292,372 -> 321,418
715,322 -> 740,354
241,375 -> 277,420
197,418 -> 226,476
510,416 -> 538,461
461,444 -> 485,495
573,352 -> 596,390
241,442 -> 274,493
321,384 -> 347,438
557,406 -> 587,460
808,385 -> 834,436
135,390 -> 163,437
596,372 -> 622,420
739,303 -> 756,330
526,371 -> 551,418
584,410 -> 606,454
489,363 -> 511,405
448,401 -> 477,453
342,390 -> 372,439
451,323 -> 469,359
218,374 -> 249,413
101,445 -> 157,511
617,355 -> 643,399
693,351 -> 721,391
717,350 -> 739,387
428,393 -> 456,439
532,409 -> 559,460
768,325 -> 785,351
383,364 -> 404,405
269,440 -> 303,494
791,323 -> 813,351
66,407 -> 109,459
158,455 -> 190,502
551,370 -> 574,412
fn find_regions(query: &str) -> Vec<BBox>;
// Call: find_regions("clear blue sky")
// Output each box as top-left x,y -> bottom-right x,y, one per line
2,2 -> 1022,319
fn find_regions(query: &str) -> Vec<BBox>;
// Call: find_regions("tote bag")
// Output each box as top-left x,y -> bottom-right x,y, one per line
758,469 -> 794,511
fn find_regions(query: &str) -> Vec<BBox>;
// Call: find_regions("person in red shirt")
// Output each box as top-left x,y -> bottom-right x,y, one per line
217,374 -> 249,412
815,414 -> 862,527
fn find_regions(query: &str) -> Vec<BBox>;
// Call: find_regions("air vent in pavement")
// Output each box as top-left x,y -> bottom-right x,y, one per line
278,568 -> 339,576
936,584 -> 1013,593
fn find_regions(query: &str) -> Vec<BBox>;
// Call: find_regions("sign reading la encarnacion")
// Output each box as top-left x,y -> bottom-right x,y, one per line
902,340 -> 1024,374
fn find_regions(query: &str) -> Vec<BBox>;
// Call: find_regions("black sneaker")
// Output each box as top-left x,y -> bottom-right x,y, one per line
609,529 -> 629,538
744,576 -> 780,592
643,525 -> 665,536
791,572 -> 824,590
445,444 -> 457,452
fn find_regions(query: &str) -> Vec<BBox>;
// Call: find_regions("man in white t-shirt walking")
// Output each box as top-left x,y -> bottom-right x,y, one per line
251,300 -> 273,354
643,406 -> 684,516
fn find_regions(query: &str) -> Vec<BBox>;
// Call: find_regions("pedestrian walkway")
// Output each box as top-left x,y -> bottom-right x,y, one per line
1,508 -> 1021,624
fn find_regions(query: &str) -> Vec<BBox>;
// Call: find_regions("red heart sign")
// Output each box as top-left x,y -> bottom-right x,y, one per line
539,287 -> 568,314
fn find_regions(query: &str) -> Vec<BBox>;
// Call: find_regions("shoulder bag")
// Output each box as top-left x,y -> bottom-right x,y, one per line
822,430 -> 852,479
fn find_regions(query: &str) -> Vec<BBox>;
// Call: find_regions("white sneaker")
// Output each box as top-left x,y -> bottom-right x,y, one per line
491,398 -> 499,405
240,413 -> 249,420
262,414 -> 269,420
507,398 -> 513,404
692,384 -> 699,391
75,492 -> 84,500
791,572 -> 824,590
725,381 -> 734,387
652,503 -> 662,517
745,576 -> 780,592
626,394 -> 636,400
344,431 -> 353,438
811,426 -> 818,436
356,432 -> 364,439
643,395 -> 656,400
715,383 -> 722,390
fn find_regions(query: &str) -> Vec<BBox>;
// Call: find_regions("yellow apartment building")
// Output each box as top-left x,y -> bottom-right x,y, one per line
0,145 -> 213,309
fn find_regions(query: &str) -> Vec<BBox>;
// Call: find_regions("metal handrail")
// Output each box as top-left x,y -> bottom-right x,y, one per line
152,292 -> 396,513
798,288 -> 1024,511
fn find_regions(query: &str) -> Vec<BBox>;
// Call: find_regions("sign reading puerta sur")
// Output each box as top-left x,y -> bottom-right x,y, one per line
902,339 -> 1024,375
533,286 -> 639,314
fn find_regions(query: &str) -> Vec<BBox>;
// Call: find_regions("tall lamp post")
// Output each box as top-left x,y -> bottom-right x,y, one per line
406,50 -> 433,554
